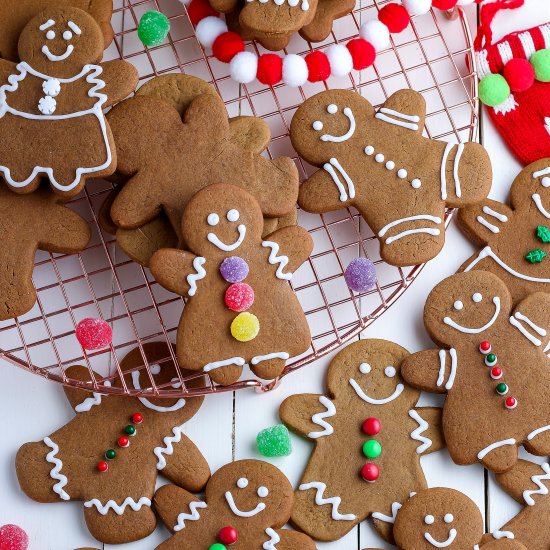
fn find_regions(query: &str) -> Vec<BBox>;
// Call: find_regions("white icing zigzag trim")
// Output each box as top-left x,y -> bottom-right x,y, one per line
523,462 -> 550,506
154,424 -> 186,470
84,496 -> 151,516
298,481 -> 356,521
408,409 -> 432,454
43,437 -> 70,501
186,257 -> 206,297
173,501 -> 207,531
263,527 -> 280,550
308,396 -> 336,439
262,240 -> 292,280
371,501 -> 402,523
74,380 -> 112,412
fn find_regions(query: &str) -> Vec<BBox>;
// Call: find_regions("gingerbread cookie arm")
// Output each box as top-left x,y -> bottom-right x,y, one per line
272,528 -> 317,549
99,60 -> 139,107
377,90 -> 427,135
298,167 -> 354,213
401,349 -> 455,394
263,226 -> 314,275
457,199 -> 513,247
0,58 -> 16,85
279,393 -> 333,438
510,292 -> 550,346
39,204 -> 91,253
153,484 -> 206,534
229,116 -> 271,153
150,248 -> 201,297
410,407 -> 445,455
61,365 -> 107,411
495,459 -> 550,505
184,93 -> 231,141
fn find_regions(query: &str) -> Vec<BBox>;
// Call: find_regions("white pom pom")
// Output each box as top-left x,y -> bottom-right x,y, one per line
359,20 -> 390,52
230,51 -> 258,84
325,44 -> 353,77
282,54 -> 308,87
402,0 -> 432,15
196,16 -> 227,49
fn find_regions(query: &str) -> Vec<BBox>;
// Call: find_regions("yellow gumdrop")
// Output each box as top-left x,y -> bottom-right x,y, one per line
231,312 -> 260,342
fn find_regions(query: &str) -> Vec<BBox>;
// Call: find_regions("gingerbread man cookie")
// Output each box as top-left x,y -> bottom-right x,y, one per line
16,342 -> 210,544
150,183 -> 313,386
154,459 -> 316,549
291,89 -> 492,266
0,7 -> 137,197
458,158 -> 550,305
279,339 -> 444,542
0,182 -> 90,320
401,270 -> 550,474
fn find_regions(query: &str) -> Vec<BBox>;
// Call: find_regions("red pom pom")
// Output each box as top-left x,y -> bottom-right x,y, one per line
346,38 -> 376,70
257,54 -> 283,85
305,51 -> 331,82
187,0 -> 219,26
0,525 -> 29,550
212,31 -> 245,63
76,318 -> 113,350
378,4 -> 411,33
503,58 -> 535,92
218,526 -> 238,544
432,0 -> 459,9
361,462 -> 380,482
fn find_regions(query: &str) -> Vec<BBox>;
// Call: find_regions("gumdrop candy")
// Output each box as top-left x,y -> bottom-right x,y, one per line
256,424 -> 292,457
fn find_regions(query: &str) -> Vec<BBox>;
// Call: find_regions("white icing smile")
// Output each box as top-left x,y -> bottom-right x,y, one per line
348,362 -> 404,405
424,529 -> 457,548
131,370 -> 186,413
208,224 -> 246,251
42,44 -> 74,61
443,296 -> 501,334
315,105 -> 356,143
225,491 -> 266,517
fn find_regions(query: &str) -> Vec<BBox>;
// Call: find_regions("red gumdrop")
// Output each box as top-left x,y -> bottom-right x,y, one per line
503,58 -> 535,92
432,0 -> 459,9
305,50 -> 331,82
0,525 -> 29,550
257,54 -> 283,85
378,4 -> 411,33
218,525 -> 238,544
225,283 -> 254,312
187,0 -> 219,26
75,318 -> 113,350
212,32 -> 245,63
346,38 -> 376,70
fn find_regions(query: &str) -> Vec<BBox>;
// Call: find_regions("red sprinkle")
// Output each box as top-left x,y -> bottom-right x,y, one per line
479,340 -> 491,354
218,525 -> 238,544
225,283 -> 255,312
97,461 -> 109,472
505,397 -> 518,410
361,462 -> 380,482
490,367 -> 503,380
75,318 -> 113,350
132,413 -> 143,424
118,436 -> 130,448
0,525 -> 29,550
362,417 -> 381,436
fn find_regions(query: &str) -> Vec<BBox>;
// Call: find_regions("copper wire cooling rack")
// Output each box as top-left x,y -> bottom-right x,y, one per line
0,0 -> 480,397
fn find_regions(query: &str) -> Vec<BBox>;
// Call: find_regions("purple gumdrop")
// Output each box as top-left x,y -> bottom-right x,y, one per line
344,257 -> 377,293
219,256 -> 249,283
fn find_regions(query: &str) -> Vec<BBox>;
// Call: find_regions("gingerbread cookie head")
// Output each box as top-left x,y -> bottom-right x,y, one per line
393,488 -> 483,549
423,271 -> 511,348
18,8 -> 104,78
509,158 -> 550,216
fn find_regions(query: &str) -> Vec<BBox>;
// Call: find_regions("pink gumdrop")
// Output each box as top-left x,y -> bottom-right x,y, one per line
0,524 -> 29,550
75,318 -> 113,350
225,283 -> 254,312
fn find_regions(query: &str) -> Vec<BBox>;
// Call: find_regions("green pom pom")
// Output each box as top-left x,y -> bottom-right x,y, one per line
479,73 -> 510,107
256,425 -> 292,457
526,248 -> 547,264
537,225 -> 550,243
138,11 -> 170,47
531,49 -> 550,82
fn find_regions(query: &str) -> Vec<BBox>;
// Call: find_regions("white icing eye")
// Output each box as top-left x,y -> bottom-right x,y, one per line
207,213 -> 219,226
312,120 -> 323,131
424,515 -> 435,525
46,30 -> 55,40
385,366 -> 396,378
359,363 -> 371,374
237,477 -> 248,489
542,177 -> 550,187
150,364 -> 161,375
375,153 -> 385,163
227,209 -> 240,222
453,300 -> 463,311
472,293 -> 482,303
444,513 -> 454,523
257,486 -> 269,497
63,30 -> 73,40
327,104 -> 338,114
364,145 -> 374,156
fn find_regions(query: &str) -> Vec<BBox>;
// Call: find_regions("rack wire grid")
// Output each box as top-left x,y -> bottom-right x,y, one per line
0,0 -> 480,398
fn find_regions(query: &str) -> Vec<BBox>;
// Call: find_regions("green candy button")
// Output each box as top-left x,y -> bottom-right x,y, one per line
209,544 -> 227,550
362,439 -> 382,459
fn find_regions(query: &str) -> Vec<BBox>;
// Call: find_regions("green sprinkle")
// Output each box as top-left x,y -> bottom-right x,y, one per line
537,226 -> 550,243
526,249 -> 547,264
209,545 -> 226,550
138,11 -> 170,47
124,425 -> 136,436
362,439 -> 382,459
256,425 -> 292,457
496,383 -> 508,395
105,449 -> 116,460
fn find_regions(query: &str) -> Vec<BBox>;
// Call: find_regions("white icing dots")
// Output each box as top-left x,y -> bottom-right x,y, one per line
444,513 -> 454,523
237,477 -> 249,489
397,169 -> 408,179
364,145 -> 374,155
453,300 -> 463,311
46,30 -> 55,40
424,515 -> 435,525
63,30 -> 73,40
385,161 -> 395,170
542,177 -> 550,187
313,120 -> 323,131
227,209 -> 239,222
43,78 -> 61,97
327,104 -> 338,114
207,213 -> 219,226
38,96 -> 57,115
472,293 -> 482,303
359,363 -> 371,374
385,366 -> 396,377
257,486 -> 269,497
411,179 -> 421,189
375,153 -> 385,163
150,363 -> 161,375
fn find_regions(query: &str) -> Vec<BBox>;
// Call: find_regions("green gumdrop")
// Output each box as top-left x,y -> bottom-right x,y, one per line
537,225 -> 550,243
479,73 -> 510,107
256,425 -> 292,457
138,11 -> 170,47
531,49 -> 550,82
525,248 -> 547,264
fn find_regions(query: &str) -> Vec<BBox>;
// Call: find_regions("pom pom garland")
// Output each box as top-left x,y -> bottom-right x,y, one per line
188,0 -> 465,86
503,58 -> 535,92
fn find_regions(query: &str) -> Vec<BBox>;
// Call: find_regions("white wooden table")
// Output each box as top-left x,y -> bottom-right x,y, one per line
1,1 -> 549,548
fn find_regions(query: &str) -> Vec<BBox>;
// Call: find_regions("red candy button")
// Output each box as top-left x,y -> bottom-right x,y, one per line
118,436 -> 130,448
97,461 -> 109,472
505,397 -> 518,410
361,462 -> 380,482
361,417 -> 381,436
479,340 -> 491,354
132,413 -> 143,424
490,367 -> 503,380
218,526 -> 238,545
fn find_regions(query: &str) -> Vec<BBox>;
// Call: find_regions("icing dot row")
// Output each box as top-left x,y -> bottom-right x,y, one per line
364,145 -> 421,189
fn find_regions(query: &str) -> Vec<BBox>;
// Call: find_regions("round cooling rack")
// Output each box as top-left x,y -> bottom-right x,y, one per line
0,0 -> 480,397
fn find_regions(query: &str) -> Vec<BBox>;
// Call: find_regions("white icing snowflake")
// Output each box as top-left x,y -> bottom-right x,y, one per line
42,77 -> 61,97
38,95 -> 57,115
